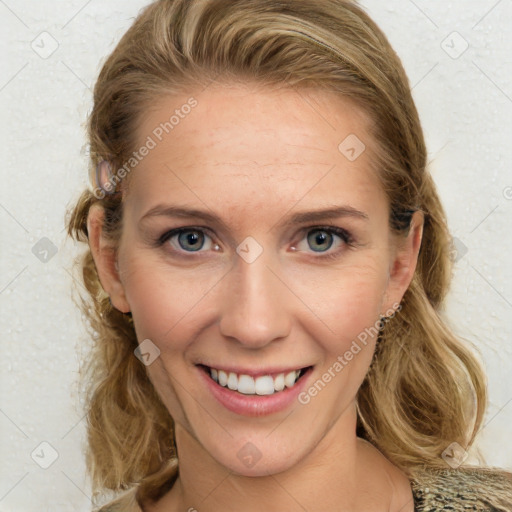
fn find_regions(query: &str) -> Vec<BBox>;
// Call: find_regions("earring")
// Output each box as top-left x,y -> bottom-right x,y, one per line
379,302 -> 403,328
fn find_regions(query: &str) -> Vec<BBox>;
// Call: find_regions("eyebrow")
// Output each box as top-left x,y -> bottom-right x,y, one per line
139,204 -> 369,230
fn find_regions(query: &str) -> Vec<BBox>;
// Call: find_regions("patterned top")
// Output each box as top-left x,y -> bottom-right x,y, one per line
410,466 -> 512,511
96,465 -> 512,511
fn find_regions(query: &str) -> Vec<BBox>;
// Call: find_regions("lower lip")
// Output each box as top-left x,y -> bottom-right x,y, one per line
198,366 -> 312,417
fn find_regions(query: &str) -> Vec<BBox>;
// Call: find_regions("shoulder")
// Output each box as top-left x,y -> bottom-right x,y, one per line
93,487 -> 143,512
411,465 -> 512,512
92,459 -> 178,512
92,487 -> 142,512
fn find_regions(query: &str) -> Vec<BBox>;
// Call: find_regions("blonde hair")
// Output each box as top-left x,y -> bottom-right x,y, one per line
66,0 -> 499,504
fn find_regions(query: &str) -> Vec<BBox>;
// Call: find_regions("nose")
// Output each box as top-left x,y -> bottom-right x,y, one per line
218,249 -> 291,349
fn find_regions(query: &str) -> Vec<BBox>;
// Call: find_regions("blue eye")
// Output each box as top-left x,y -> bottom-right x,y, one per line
307,229 -> 336,252
297,226 -> 353,260
176,230 -> 205,252
159,228 -> 216,253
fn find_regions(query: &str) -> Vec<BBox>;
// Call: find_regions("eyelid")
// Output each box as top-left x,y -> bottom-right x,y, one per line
297,224 -> 353,241
157,224 -> 355,258
158,225 -> 216,245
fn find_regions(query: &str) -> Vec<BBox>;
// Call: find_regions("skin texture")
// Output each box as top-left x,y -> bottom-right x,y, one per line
87,83 -> 423,511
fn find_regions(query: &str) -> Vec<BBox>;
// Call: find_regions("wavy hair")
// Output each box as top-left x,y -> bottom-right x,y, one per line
66,0 -> 498,504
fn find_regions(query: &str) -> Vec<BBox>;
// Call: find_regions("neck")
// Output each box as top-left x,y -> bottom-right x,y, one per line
162,403 -> 389,511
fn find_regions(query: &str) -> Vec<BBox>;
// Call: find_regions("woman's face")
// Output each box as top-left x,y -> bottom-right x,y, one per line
106,83 -> 418,476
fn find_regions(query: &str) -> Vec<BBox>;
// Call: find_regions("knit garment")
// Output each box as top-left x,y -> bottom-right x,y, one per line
95,466 -> 512,511
411,466 -> 512,511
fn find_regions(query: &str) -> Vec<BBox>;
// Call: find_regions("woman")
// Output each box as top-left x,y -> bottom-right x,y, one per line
66,0 -> 512,510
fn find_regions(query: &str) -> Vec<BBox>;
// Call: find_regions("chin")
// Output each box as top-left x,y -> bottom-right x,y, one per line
197,431 -> 310,478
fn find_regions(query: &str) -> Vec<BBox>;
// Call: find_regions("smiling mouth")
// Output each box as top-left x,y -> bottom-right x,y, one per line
199,365 -> 312,395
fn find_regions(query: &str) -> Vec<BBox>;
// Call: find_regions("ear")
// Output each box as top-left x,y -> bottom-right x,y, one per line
382,210 -> 424,313
86,203 -> 131,313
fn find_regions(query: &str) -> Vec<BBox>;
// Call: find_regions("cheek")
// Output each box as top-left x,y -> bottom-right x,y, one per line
122,257 -> 215,346
291,256 -> 390,348
121,261 -> 209,426
295,262 -> 389,410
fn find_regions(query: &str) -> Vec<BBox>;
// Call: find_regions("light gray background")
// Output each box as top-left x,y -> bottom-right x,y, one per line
1,0 -> 511,510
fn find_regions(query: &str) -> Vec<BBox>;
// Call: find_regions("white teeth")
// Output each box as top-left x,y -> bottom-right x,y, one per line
284,370 -> 298,388
255,375 -> 275,395
238,374 -> 256,394
274,373 -> 285,391
218,370 -> 228,387
227,372 -> 238,390
208,367 -> 303,395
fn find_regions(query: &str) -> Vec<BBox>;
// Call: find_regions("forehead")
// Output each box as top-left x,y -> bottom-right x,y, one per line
124,83 -> 386,221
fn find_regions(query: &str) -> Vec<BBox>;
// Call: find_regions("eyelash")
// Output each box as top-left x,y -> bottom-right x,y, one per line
156,225 -> 354,261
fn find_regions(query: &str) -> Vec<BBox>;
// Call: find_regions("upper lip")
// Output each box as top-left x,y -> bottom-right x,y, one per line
197,363 -> 312,378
